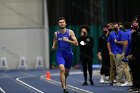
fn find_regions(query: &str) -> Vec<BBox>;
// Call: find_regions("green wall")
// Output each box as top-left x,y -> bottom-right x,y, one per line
49,25 -> 102,68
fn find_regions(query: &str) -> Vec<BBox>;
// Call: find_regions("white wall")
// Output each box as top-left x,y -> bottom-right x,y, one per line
0,28 -> 47,69
0,0 -> 50,70
0,0 -> 43,28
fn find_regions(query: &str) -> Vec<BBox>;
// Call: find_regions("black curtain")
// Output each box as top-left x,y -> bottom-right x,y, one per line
106,0 -> 140,22
47,0 -> 101,26
47,0 -> 140,25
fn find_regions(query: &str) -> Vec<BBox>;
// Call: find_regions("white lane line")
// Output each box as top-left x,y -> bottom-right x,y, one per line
0,87 -> 6,93
40,75 -> 93,93
0,74 -> 36,93
16,77 -> 44,93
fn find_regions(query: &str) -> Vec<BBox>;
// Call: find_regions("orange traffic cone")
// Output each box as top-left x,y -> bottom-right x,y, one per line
46,71 -> 51,80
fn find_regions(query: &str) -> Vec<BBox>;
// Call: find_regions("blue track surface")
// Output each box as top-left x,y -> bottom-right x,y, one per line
0,69 -> 129,93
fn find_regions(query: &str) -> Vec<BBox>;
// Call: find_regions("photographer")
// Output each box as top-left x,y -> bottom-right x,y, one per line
78,25 -> 94,85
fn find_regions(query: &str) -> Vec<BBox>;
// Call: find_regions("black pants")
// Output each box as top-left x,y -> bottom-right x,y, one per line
129,56 -> 140,88
100,56 -> 110,76
80,56 -> 93,82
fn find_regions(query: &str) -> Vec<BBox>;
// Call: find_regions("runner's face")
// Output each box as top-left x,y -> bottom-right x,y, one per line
58,20 -> 66,29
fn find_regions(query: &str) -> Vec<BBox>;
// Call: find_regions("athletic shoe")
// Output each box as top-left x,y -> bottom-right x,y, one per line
82,82 -> 88,86
108,79 -> 117,85
89,79 -> 94,85
129,88 -> 140,93
128,87 -> 135,92
113,80 -> 117,83
113,82 -> 122,86
64,89 -> 68,93
100,75 -> 105,83
121,81 -> 132,86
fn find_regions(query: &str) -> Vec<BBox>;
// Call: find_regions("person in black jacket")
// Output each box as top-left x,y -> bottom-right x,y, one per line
78,25 -> 94,85
128,16 -> 140,92
97,25 -> 110,83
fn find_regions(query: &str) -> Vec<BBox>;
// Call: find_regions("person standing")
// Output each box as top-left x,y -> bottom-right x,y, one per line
52,17 -> 78,93
128,16 -> 140,92
120,22 -> 132,86
107,22 -> 127,85
78,25 -> 94,85
97,25 -> 110,83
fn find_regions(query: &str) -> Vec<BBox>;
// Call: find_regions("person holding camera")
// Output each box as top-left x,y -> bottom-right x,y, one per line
78,25 -> 94,85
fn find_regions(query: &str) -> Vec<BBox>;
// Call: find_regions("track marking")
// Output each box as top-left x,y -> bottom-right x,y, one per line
0,73 -> 38,93
40,74 -> 93,93
16,76 -> 44,93
0,87 -> 6,93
